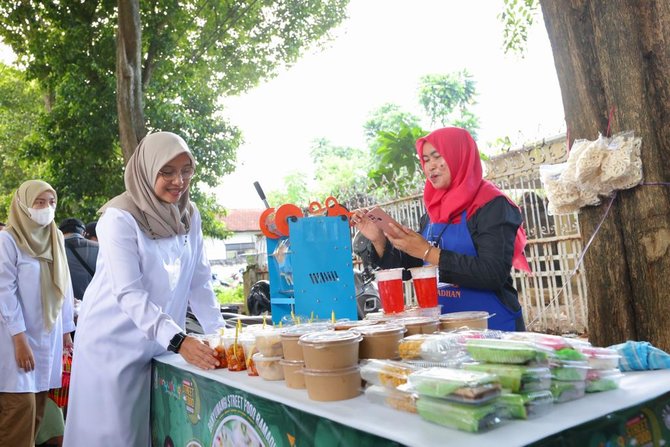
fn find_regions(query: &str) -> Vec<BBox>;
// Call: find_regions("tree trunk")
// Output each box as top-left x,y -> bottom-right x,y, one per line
539,0 -> 670,351
116,0 -> 146,162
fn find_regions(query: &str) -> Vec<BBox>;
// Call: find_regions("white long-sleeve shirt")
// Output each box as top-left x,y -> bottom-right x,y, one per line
64,207 -> 224,446
0,231 -> 76,392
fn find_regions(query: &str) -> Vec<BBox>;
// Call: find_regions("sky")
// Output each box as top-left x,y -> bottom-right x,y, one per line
1,1 -> 566,210
214,0 -> 566,209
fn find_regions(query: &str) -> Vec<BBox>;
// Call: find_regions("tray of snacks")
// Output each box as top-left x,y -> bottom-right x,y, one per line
464,363 -> 552,393
407,367 -> 501,404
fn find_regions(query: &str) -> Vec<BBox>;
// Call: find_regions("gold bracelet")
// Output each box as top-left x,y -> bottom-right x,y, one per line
422,246 -> 432,262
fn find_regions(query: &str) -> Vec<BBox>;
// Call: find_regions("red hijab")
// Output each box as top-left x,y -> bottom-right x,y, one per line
416,127 -> 530,272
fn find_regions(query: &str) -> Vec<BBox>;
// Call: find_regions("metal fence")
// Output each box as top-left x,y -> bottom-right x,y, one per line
253,133 -> 589,335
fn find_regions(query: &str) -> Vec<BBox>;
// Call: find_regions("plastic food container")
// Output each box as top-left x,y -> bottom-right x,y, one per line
498,390 -> 554,419
254,328 -> 284,357
333,319 -> 377,331
407,367 -> 501,404
466,338 -> 554,364
201,333 -> 227,369
365,384 -> 417,413
585,368 -> 624,392
280,323 -> 333,361
298,331 -> 362,370
222,333 -> 246,372
302,366 -> 362,401
464,363 -> 552,393
440,311 -> 489,331
550,360 -> 590,382
280,359 -> 305,389
355,323 -> 407,359
252,353 -> 285,381
416,396 -> 501,433
239,334 -> 259,376
579,346 -> 621,370
359,359 -> 421,388
550,380 -> 586,403
396,317 -> 440,337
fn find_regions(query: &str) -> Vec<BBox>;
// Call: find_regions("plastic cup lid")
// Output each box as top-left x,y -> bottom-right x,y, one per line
408,266 -> 438,279
375,268 -> 404,281
298,330 -> 363,346
353,322 -> 407,336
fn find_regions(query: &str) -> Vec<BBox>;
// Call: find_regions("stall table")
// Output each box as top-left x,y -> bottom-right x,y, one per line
151,355 -> 670,446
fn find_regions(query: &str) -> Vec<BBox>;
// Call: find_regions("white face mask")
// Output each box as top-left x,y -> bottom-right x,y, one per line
28,206 -> 56,226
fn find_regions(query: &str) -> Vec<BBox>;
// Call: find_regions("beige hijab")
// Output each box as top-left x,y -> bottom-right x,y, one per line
101,132 -> 196,239
6,180 -> 69,331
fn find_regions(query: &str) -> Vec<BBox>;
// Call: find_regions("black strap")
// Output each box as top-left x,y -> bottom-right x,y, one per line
66,244 -> 95,277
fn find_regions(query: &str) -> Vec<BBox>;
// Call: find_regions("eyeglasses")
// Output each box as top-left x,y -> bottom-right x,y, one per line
158,166 -> 196,182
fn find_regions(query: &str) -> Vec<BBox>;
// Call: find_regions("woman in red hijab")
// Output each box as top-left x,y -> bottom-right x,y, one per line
353,127 -> 530,331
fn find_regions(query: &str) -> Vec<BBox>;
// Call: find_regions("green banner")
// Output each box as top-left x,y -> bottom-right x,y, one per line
150,361 -> 403,447
529,391 -> 670,447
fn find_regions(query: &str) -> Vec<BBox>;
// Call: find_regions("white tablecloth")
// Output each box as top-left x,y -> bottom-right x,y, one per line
154,355 -> 670,446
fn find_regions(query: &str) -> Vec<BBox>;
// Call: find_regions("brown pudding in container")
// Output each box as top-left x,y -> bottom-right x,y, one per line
302,366 -> 362,401
280,323 -> 332,361
396,316 -> 440,336
439,311 -> 489,331
298,331 -> 362,370
354,323 -> 407,360
280,359 -> 306,389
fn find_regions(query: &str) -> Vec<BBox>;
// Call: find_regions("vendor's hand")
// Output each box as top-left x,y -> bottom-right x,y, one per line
385,225 -> 433,260
350,208 -> 385,244
179,336 -> 219,370
63,332 -> 74,355
13,332 -> 35,372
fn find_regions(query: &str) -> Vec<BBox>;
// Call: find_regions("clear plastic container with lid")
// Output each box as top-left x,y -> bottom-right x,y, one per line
585,368 -> 624,392
239,333 -> 259,376
333,319 -> 377,331
550,379 -> 586,403
359,359 -> 421,388
254,327 -> 284,357
550,360 -> 590,382
222,332 -> 246,372
407,367 -> 501,404
498,390 -> 554,419
416,396 -> 501,432
464,363 -> 552,393
365,384 -> 417,413
252,353 -> 285,381
579,346 -> 621,370
298,330 -> 362,370
465,338 -> 555,364
354,323 -> 407,360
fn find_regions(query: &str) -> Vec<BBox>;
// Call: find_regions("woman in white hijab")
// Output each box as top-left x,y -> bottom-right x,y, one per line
0,180 -> 76,447
64,132 -> 225,447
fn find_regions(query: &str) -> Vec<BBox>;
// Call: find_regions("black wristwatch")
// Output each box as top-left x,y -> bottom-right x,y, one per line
168,332 -> 187,353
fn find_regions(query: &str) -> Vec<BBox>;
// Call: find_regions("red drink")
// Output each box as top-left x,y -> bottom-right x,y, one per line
377,278 -> 405,313
412,276 -> 438,308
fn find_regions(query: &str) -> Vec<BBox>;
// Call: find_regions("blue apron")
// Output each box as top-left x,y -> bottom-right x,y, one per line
422,211 -> 521,331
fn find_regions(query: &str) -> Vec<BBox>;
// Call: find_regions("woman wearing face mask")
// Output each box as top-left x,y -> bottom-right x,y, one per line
63,132 -> 225,446
352,127 -> 530,331
0,180 -> 76,446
